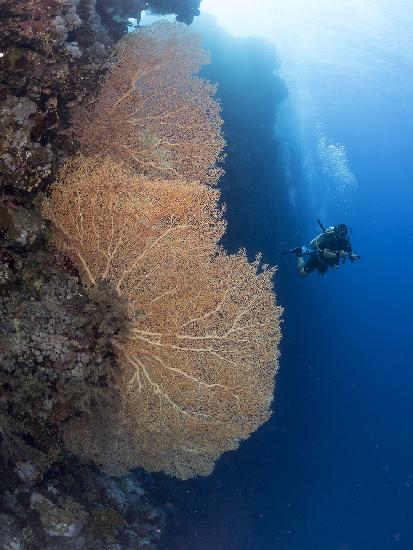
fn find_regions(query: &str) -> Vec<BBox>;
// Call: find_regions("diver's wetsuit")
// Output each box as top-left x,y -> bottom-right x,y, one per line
302,231 -> 353,275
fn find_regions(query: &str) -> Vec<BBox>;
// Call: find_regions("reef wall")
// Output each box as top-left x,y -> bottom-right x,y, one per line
0,3 -> 283,549
0,2 -> 200,548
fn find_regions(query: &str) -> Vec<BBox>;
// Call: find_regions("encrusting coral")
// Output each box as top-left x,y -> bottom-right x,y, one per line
0,0 -> 114,193
42,155 -> 282,479
0,247 -> 128,468
0,244 -> 169,546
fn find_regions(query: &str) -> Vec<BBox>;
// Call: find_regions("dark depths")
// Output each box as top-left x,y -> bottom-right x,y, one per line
197,16 -> 289,260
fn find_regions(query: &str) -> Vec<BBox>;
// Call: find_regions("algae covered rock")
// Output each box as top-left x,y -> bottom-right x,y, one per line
0,204 -> 44,246
30,492 -> 88,538
0,96 -> 53,191
0,0 -> 113,193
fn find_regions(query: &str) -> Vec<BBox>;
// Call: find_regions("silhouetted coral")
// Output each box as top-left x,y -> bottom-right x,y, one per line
147,0 -> 200,24
96,0 -> 201,40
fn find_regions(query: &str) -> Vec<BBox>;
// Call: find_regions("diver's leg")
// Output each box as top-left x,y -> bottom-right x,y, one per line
297,252 -> 320,277
297,256 -> 308,277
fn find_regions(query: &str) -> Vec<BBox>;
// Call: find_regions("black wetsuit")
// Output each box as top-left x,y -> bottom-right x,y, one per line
304,233 -> 353,274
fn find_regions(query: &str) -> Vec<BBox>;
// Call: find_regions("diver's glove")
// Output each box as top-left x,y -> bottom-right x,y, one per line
349,253 -> 361,261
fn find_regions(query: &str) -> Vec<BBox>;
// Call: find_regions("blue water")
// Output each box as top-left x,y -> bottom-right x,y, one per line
151,7 -> 413,550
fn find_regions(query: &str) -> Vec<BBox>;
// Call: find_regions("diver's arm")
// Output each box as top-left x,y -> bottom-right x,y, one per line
323,249 -> 361,261
309,234 -> 323,250
345,240 -> 360,261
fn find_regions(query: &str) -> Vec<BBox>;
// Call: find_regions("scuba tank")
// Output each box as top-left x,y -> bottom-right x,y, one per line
317,218 -> 336,237
317,218 -> 326,232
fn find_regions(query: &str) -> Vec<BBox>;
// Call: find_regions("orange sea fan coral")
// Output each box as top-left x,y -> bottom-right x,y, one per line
72,21 -> 225,185
115,250 -> 281,478
43,156 -> 281,479
42,155 -> 225,297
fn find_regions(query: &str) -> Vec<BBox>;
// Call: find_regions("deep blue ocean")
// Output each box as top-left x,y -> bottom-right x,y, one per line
143,6 -> 413,550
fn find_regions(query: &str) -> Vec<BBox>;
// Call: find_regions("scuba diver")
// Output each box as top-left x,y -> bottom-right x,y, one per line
282,220 -> 361,277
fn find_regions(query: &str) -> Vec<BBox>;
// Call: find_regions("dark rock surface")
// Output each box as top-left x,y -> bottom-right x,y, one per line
0,237 -> 159,548
1,2 -> 204,548
0,462 -> 165,549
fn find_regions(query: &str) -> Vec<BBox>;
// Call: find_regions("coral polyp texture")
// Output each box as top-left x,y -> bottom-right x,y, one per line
43,157 -> 282,479
72,21 -> 225,185
118,251 -> 281,479
42,155 -> 225,289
